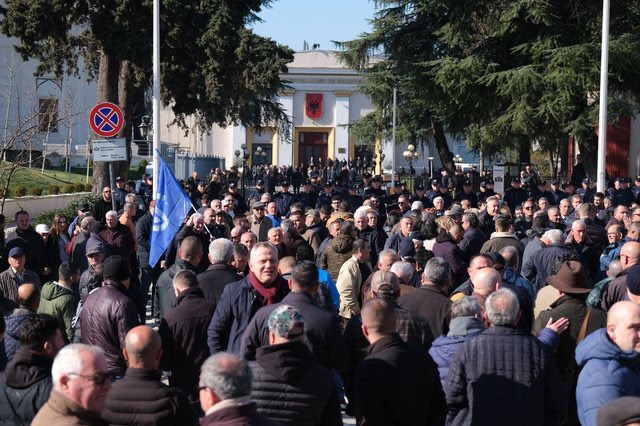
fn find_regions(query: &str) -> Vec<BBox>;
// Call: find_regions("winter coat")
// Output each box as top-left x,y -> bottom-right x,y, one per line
335,256 -> 363,319
240,291 -> 348,373
70,230 -> 90,273
600,240 -> 624,273
31,389 -> 108,426
432,232 -> 468,286
158,287 -> 215,404
458,228 -> 486,259
197,263 -> 240,304
445,326 -> 564,426
320,233 -> 354,282
4,227 -> 46,280
359,226 -> 386,264
575,328 -> 640,426
208,275 -> 289,355
3,308 -> 35,362
250,340 -> 342,426
522,243 -> 577,291
0,268 -> 41,304
37,282 -> 80,342
156,258 -> 199,319
79,266 -> 102,301
200,401 -> 279,426
102,368 -> 196,426
0,347 -> 53,425
428,316 -> 484,384
80,279 -> 141,376
356,334 -> 446,426
480,232 -> 524,261
397,285 -> 451,339
135,211 -> 153,269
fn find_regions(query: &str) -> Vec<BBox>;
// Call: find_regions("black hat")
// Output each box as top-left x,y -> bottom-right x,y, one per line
626,265 -> 640,296
303,180 -> 312,185
78,202 -> 92,213
394,181 -> 402,187
551,179 -> 559,185
228,182 -> 237,189
102,255 -> 131,282
431,179 -> 440,185
281,180 -> 289,186
480,181 -> 487,188
115,176 -> 124,182
257,180 -> 264,185
8,247 -> 25,258
486,179 -> 495,184
415,185 -> 425,191
349,184 -> 358,190
615,176 -> 623,182
582,178 -> 591,184
324,180 -> 334,187
463,180 -> 472,185
512,177 -> 521,183
539,180 -> 547,185
363,173 -> 372,179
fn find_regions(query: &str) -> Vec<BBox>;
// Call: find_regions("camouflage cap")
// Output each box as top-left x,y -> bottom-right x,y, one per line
268,305 -> 305,339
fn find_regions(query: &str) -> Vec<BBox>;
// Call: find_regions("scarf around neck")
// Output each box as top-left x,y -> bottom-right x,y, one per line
249,271 -> 279,305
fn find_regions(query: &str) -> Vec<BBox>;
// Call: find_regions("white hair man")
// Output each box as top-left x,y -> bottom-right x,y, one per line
198,239 -> 239,304
32,344 -> 113,425
446,289 -> 563,424
522,228 -> 576,291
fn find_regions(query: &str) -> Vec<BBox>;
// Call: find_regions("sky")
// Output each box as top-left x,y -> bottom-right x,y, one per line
252,0 -> 377,51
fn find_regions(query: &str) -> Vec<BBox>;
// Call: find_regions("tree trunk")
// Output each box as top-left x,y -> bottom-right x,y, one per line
518,137 -> 531,165
559,137 -> 569,180
431,116 -> 454,171
92,51 -> 120,193
576,131 -> 598,181
116,60 -> 134,181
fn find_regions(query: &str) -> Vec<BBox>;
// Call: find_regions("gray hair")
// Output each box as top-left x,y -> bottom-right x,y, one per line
423,257 -> 451,288
354,210 -> 368,221
451,296 -> 482,319
123,202 -> 135,213
52,344 -> 105,389
209,239 -> 235,265
80,215 -> 95,231
433,196 -> 444,205
543,229 -> 564,245
191,212 -> 204,222
281,219 -> 296,234
105,210 -> 118,219
124,193 -> 137,204
250,242 -> 277,259
200,352 -> 252,400
499,246 -> 519,269
485,288 -> 520,326
390,261 -> 414,282
571,219 -> 586,230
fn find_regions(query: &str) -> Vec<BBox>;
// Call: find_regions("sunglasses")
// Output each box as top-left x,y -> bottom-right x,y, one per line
68,371 -> 116,386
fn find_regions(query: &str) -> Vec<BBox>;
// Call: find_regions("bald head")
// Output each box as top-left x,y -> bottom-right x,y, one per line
606,301 -> 640,352
474,267 -> 501,293
18,283 -> 40,310
124,326 -> 162,369
620,241 -> 640,269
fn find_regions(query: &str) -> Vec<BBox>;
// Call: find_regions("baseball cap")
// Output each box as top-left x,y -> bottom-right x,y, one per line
370,270 -> 400,296
511,177 -> 521,183
281,180 -> 289,186
431,179 -> 440,185
268,305 -> 305,339
228,182 -> 237,189
8,247 -> 25,258
399,238 -> 416,261
252,201 -> 266,209
626,265 -> 640,296
303,180 -> 312,186
86,239 -> 106,256
257,180 -> 264,185
35,224 -> 50,234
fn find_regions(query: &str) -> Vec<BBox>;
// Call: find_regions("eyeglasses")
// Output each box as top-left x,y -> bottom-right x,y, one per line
524,206 -> 533,210
199,385 -> 209,392
68,371 -> 116,386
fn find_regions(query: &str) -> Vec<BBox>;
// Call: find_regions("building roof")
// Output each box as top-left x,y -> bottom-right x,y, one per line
288,50 -> 351,70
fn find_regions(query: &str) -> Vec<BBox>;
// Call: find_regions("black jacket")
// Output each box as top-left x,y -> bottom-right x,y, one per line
5,227 -> 46,280
355,334 -> 446,426
135,211 -> 153,269
102,368 -> 196,426
158,287 -> 215,403
446,326 -> 564,425
197,263 -> 240,304
240,291 -> 348,373
80,279 -> 141,376
156,259 -> 200,319
0,347 -> 52,425
250,340 -> 342,426
3,308 -> 34,363
522,243 -> 576,291
397,285 -> 451,338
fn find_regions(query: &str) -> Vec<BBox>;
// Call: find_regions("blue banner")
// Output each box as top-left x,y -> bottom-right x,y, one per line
149,151 -> 191,267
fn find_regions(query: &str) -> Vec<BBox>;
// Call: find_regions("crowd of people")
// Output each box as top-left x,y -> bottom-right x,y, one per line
0,161 -> 638,425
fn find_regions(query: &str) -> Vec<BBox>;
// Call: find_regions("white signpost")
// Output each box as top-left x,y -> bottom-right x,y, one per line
493,164 -> 505,195
92,139 -> 127,162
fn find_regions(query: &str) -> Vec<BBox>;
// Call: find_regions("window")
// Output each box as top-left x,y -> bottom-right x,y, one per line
38,98 -> 59,133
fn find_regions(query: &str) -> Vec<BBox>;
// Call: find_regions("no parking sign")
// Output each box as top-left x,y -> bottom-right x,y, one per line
89,102 -> 124,138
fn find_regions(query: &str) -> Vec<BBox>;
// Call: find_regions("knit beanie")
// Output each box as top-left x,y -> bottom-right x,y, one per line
102,255 -> 131,282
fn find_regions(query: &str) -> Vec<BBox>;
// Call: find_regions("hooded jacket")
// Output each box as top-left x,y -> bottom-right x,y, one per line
428,317 -> 484,384
0,347 -> 53,425
320,233 -> 354,282
37,282 -> 79,342
3,308 -> 34,362
250,340 -> 341,426
575,328 -> 640,426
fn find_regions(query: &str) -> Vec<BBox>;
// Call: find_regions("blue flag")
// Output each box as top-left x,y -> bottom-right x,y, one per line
149,151 -> 191,267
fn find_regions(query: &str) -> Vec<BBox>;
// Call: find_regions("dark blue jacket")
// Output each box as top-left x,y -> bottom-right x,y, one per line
576,328 -> 640,426
207,275 -> 289,355
522,244 -> 576,291
3,309 -> 35,363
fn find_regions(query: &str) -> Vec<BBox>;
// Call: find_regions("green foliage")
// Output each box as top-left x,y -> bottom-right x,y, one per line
340,0 -> 640,166
30,187 -> 43,196
14,186 -> 27,197
48,185 -> 60,195
61,184 -> 74,194
137,159 -> 149,176
84,183 -> 93,192
36,193 -> 100,224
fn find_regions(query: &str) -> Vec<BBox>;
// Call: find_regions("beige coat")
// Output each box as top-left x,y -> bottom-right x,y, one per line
32,390 -> 108,426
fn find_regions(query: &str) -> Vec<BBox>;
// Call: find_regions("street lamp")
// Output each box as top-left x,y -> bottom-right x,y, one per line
137,115 -> 152,156
235,144 -> 250,196
454,154 -> 464,171
254,146 -> 267,165
428,156 -> 434,179
403,144 -> 421,191
376,147 -> 385,176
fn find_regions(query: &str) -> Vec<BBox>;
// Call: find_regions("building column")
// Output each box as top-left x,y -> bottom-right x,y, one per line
334,92 -> 350,162
278,93 -> 294,166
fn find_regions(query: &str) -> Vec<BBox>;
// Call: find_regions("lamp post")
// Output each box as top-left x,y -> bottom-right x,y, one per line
403,144 -> 421,191
138,115 -> 152,156
454,154 -> 463,171
254,146 -> 267,165
428,156 -> 434,180
377,147 -> 385,176
235,144 -> 250,197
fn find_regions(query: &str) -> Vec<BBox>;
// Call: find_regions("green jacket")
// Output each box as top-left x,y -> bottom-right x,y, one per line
37,282 -> 79,342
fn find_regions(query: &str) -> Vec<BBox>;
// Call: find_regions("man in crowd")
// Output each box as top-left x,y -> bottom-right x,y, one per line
81,255 -> 140,376
32,344 -> 112,425
446,289 -> 563,425
198,238 -> 239,303
159,270 -> 215,407
248,201 -> 272,242
0,247 -> 41,304
576,301 -> 640,426
336,239 -> 371,323
103,326 -> 195,425
37,262 -> 81,342
356,298 -> 446,425
0,314 -> 64,424
3,283 -> 37,362
249,305 -> 342,425
208,243 -> 289,354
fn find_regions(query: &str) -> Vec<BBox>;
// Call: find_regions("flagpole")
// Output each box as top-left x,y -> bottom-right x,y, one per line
152,0 -> 160,199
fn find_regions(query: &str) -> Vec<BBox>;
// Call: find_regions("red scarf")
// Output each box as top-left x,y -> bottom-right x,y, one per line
248,272 -> 280,305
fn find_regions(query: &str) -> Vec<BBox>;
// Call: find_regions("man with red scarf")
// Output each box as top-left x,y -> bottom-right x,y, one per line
207,242 -> 289,354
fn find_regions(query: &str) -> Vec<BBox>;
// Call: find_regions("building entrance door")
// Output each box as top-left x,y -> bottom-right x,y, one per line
298,132 -> 328,165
